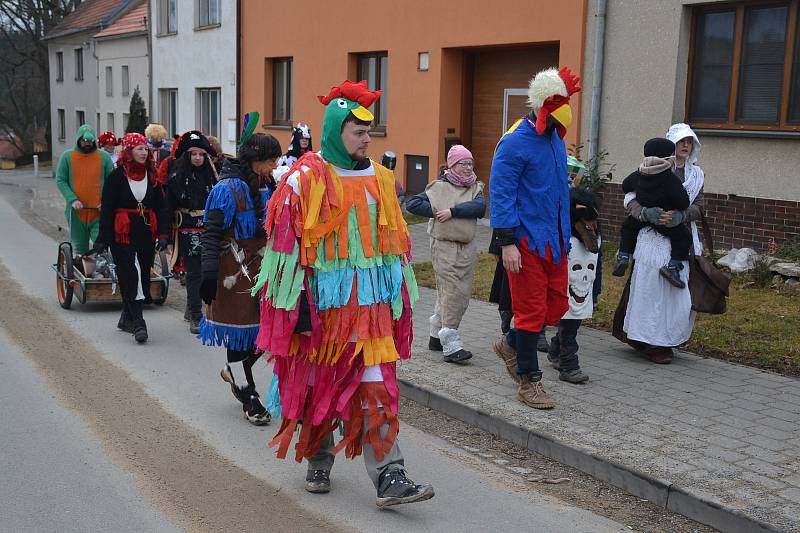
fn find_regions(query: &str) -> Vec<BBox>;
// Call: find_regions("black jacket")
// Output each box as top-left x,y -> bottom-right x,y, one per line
97,166 -> 170,246
621,169 -> 690,212
165,159 -> 215,230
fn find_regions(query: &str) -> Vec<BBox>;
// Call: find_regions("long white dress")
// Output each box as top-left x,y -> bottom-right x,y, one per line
622,122 -> 705,347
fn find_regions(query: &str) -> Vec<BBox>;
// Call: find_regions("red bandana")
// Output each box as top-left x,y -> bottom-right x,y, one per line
120,133 -> 156,183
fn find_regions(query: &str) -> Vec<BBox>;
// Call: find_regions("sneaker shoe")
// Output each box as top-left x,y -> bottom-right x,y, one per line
132,319 -> 148,344
518,377 -> 555,409
493,337 -> 520,384
659,264 -> 686,289
612,255 -> 630,277
443,349 -> 472,364
376,470 -> 435,508
219,364 -> 247,404
243,394 -> 271,426
559,368 -> 589,384
189,316 -> 201,334
117,310 -> 134,333
305,469 -> 331,493
428,336 -> 443,351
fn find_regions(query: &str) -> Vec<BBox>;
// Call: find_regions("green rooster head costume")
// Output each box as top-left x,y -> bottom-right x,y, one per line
317,80 -> 382,169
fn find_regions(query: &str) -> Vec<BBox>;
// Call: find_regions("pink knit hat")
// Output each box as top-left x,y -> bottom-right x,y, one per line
447,144 -> 473,169
444,144 -> 477,187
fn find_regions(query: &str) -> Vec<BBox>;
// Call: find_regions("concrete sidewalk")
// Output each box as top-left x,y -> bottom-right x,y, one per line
403,222 -> 800,533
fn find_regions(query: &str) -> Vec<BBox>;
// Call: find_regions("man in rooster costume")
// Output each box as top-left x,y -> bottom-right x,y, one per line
490,67 -> 581,410
253,80 -> 434,508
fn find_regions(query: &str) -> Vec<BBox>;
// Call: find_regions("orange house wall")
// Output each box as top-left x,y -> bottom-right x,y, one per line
240,0 -> 587,185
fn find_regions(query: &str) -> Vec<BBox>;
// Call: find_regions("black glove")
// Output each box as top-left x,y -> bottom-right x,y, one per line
89,241 -> 108,256
200,278 -> 217,305
155,237 -> 168,251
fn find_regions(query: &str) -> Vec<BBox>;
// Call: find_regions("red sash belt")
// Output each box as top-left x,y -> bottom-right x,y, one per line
114,208 -> 157,244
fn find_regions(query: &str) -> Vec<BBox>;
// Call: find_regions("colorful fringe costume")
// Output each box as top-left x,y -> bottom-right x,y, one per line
254,81 -> 418,465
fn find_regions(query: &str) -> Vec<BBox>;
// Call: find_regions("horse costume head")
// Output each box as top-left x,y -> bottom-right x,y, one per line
570,186 -> 600,254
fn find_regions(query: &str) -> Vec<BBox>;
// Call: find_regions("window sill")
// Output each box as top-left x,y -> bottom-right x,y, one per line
56,79 -> 63,83
156,32 -> 177,38
370,129 -> 387,137
262,124 -> 292,131
194,23 -> 221,31
693,128 -> 800,140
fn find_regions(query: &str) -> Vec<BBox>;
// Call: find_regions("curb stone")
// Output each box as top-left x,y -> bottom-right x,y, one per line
398,379 -> 783,533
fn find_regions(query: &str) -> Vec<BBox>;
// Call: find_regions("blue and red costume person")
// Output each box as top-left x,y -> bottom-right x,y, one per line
490,67 -> 581,410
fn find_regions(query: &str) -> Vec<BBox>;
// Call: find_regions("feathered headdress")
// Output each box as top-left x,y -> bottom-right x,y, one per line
527,67 -> 581,138
239,111 -> 260,150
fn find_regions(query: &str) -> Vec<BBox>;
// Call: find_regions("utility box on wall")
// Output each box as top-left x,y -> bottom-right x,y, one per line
405,155 -> 429,196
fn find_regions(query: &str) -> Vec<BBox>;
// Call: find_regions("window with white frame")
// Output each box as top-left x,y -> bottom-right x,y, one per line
96,113 -> 101,131
271,57 -> 293,125
105,66 -> 113,96
196,0 -> 220,28
123,113 -> 130,131
76,110 -> 85,127
157,0 -> 177,35
159,88 -> 178,137
107,112 -> 115,134
197,88 -> 220,138
122,65 -> 130,97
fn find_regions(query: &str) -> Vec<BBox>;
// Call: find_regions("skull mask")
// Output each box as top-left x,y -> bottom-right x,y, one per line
564,235 -> 599,319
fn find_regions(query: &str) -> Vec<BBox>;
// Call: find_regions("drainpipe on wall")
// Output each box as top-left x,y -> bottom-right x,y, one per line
146,12 -> 153,122
235,0 -> 241,142
588,0 -> 607,161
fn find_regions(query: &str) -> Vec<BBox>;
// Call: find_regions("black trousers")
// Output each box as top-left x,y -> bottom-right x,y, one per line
183,252 -> 202,318
111,230 -> 154,316
550,319 -> 581,372
619,216 -> 690,260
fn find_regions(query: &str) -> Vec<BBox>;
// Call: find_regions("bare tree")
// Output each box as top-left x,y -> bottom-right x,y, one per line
0,0 -> 73,155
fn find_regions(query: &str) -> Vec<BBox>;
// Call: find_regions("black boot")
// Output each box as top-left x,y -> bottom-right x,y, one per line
428,336 -> 443,351
117,310 -> 134,333
132,318 -> 148,344
659,262 -> 686,289
376,469 -> 435,508
612,254 -> 630,277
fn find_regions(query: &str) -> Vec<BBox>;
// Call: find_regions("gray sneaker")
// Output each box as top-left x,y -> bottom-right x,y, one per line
559,368 -> 589,384
376,470 -> 434,508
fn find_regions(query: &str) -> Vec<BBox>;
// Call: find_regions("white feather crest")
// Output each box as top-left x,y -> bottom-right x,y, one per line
527,67 -> 568,113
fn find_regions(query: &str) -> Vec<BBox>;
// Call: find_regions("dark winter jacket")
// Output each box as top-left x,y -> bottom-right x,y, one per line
621,167 -> 689,212
405,173 -> 486,219
165,157 -> 216,230
97,166 -> 170,246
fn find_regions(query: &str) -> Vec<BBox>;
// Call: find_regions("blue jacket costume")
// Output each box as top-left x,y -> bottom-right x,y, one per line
489,116 -> 571,263
199,159 -> 272,351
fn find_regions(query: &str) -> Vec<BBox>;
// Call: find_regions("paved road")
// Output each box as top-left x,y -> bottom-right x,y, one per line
0,328 -> 180,533
0,172 -> 628,532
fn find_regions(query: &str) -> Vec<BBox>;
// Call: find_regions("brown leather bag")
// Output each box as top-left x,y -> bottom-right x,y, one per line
688,212 -> 730,314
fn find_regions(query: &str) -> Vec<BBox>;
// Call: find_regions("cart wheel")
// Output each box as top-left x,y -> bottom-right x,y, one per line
56,242 -> 74,309
152,249 -> 169,306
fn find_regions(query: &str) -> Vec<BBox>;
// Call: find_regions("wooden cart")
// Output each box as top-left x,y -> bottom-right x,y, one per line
53,241 -> 170,309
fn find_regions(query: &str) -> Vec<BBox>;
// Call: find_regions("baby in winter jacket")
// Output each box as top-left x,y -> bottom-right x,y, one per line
613,137 -> 690,288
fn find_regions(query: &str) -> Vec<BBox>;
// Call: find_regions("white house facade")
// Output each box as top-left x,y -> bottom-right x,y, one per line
150,0 -> 237,154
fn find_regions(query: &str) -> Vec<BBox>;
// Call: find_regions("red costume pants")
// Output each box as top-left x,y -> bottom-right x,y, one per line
506,238 -> 568,333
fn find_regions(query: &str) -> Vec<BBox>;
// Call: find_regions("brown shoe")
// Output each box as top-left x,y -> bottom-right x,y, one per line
644,346 -> 673,364
518,378 -> 556,409
493,337 -> 520,383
